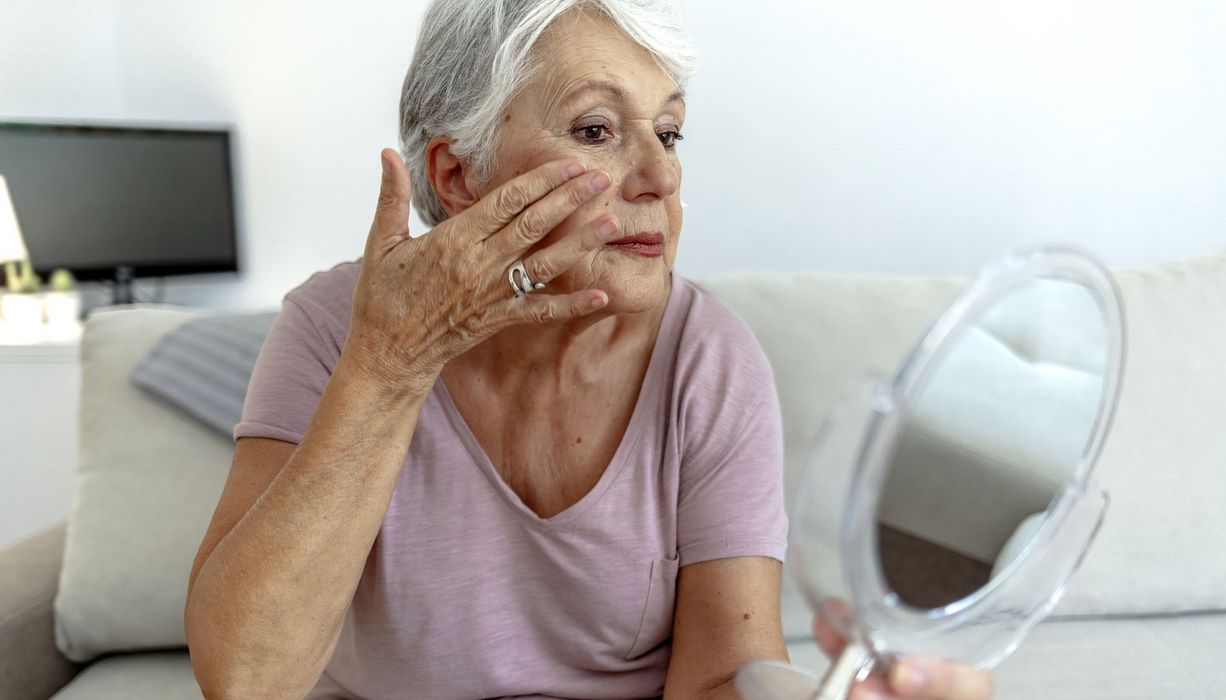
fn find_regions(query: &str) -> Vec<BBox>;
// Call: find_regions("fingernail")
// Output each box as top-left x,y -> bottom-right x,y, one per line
597,218 -> 619,240
588,171 -> 612,192
895,662 -> 930,695
381,153 -> 390,180
563,161 -> 587,180
589,294 -> 605,309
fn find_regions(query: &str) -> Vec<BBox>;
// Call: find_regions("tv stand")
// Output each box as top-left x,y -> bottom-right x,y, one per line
111,265 -> 135,305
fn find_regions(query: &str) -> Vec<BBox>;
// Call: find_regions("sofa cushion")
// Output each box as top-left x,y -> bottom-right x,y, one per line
49,650 -> 201,700
130,312 -> 277,440
782,612 -> 1226,700
700,249 -> 1226,632
54,305 -> 231,663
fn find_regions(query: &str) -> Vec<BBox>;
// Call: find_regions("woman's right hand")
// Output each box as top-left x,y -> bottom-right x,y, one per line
813,599 -> 995,700
344,148 -> 621,397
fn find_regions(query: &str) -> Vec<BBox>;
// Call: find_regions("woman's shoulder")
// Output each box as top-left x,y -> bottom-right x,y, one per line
671,274 -> 777,402
674,275 -> 773,367
280,258 -> 363,341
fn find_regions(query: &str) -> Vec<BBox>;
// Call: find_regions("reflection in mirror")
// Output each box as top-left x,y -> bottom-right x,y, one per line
875,278 -> 1108,610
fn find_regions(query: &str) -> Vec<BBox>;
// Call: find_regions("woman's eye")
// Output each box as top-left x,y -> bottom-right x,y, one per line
574,125 -> 610,143
657,130 -> 684,149
571,124 -> 683,148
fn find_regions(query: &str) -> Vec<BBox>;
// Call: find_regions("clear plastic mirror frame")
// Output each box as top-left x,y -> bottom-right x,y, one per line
787,245 -> 1126,679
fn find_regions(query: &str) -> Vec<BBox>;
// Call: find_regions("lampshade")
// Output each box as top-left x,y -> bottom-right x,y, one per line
0,174 -> 30,264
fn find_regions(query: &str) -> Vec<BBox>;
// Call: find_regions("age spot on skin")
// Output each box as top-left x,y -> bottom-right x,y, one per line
743,613 -> 751,620
575,436 -> 583,444
398,263 -> 406,270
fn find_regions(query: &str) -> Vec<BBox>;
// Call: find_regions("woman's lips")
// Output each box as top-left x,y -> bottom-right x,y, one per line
605,231 -> 664,257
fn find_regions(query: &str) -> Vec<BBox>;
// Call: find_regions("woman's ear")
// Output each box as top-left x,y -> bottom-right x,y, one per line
425,135 -> 479,216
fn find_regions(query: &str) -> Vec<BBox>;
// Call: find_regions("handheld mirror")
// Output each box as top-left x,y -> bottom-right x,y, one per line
736,246 -> 1126,700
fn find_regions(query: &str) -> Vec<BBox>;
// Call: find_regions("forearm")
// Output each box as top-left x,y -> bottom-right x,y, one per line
704,678 -> 744,700
185,352 -> 428,698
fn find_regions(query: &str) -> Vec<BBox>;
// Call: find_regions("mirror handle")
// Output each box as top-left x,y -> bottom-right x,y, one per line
813,642 -> 874,700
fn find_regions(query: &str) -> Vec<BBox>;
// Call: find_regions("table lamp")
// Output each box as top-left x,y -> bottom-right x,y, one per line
0,174 -> 46,329
0,175 -> 29,284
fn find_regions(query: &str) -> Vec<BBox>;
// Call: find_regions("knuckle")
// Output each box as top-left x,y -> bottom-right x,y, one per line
377,189 -> 400,210
526,257 -> 553,284
532,302 -> 559,324
459,309 -> 485,337
517,207 -> 548,240
495,185 -> 529,217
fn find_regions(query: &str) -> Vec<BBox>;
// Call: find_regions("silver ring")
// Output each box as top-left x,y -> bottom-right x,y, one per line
507,259 -> 546,298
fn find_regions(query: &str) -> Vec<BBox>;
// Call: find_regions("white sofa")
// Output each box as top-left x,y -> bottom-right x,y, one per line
2,250 -> 1225,699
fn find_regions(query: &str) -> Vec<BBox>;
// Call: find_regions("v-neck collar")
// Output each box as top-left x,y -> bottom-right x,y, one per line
433,273 -> 683,529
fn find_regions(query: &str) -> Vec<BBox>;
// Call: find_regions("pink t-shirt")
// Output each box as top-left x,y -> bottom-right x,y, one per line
233,259 -> 787,700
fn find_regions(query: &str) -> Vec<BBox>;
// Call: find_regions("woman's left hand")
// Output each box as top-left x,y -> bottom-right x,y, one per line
813,600 -> 995,700
733,598 -> 997,700
839,655 -> 995,699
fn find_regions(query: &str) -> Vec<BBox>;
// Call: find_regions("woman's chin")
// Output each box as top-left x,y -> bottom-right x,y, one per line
597,266 -> 671,316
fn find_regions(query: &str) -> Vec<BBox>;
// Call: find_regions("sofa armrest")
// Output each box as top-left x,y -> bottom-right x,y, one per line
0,522 -> 82,699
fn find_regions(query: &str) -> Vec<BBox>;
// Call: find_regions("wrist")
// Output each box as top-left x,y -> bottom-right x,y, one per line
335,344 -> 437,406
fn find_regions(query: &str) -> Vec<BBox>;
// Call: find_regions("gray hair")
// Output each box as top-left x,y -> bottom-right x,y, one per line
398,0 -> 698,227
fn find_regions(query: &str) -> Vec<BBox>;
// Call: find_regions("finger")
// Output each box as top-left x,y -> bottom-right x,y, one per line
888,657 -> 995,700
814,598 -> 854,659
515,214 -> 620,289
468,158 -> 591,239
366,148 -> 414,258
490,288 -> 608,331
814,613 -> 846,660
850,674 -> 902,700
487,168 -> 613,259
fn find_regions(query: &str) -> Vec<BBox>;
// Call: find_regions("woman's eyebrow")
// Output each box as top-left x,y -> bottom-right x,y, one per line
555,79 -> 686,113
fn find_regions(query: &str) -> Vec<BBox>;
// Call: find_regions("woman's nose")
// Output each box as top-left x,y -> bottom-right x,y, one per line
620,132 -> 679,202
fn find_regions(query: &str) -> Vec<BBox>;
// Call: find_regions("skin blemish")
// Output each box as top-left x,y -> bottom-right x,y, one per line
743,613 -> 751,620
398,263 -> 406,270
503,113 -> 512,123
575,436 -> 583,444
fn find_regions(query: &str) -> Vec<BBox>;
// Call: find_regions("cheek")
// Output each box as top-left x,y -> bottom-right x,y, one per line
666,203 -> 683,263
478,140 -> 594,238
480,125 -> 578,192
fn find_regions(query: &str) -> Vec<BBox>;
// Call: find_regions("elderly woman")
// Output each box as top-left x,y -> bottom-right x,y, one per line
184,1 -> 995,699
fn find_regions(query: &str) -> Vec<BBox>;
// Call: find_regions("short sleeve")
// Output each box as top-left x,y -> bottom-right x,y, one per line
676,331 -> 789,568
232,294 -> 337,445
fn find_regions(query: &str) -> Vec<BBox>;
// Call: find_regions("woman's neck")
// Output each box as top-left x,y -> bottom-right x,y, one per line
445,282 -> 671,392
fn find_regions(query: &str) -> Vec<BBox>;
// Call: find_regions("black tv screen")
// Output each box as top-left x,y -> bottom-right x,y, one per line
0,121 -> 238,281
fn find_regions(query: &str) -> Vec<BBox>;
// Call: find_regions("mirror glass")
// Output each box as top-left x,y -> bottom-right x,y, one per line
874,277 -> 1109,610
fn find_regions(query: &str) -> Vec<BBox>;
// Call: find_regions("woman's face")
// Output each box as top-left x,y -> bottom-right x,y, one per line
470,9 -> 685,315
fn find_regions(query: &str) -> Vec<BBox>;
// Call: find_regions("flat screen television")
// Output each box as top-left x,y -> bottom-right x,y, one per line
0,120 -> 239,303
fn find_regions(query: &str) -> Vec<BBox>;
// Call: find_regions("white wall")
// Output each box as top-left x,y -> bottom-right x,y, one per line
2,0 -> 1223,311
